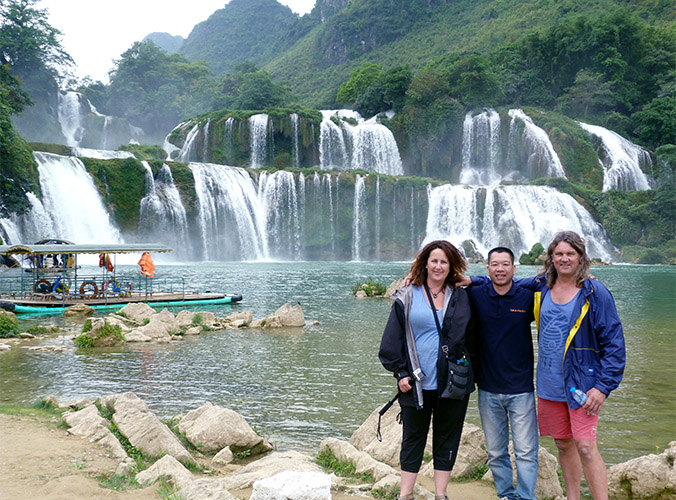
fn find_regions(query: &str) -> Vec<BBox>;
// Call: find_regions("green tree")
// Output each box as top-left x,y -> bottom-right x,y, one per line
442,53 -> 503,107
0,0 -> 73,81
558,69 -> 615,116
382,65 -> 412,111
235,70 -> 287,109
336,62 -> 382,106
632,96 -> 676,149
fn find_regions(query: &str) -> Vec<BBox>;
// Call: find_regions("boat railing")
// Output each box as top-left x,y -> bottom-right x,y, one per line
0,273 -> 189,304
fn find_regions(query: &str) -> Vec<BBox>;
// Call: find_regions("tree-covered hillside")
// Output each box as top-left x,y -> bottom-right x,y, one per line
180,0 -> 302,75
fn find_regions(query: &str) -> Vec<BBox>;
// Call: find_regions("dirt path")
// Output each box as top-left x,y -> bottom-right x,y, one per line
0,412 -> 497,500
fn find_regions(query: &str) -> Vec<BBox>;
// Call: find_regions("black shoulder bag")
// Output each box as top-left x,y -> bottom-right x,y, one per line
424,284 -> 471,400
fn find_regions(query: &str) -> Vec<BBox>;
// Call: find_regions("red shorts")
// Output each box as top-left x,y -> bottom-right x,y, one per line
537,397 -> 599,441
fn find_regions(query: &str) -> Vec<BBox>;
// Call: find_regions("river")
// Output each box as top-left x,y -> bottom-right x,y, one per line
0,261 -> 673,466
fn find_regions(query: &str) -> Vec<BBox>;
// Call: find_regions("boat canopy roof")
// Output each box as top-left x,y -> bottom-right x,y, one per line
0,243 -> 173,255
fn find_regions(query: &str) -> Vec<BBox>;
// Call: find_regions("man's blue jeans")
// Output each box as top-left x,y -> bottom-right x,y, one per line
478,390 -> 539,500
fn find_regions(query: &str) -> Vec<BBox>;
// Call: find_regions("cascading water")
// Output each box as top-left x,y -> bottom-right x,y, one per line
178,124 -> 200,162
71,148 -> 135,160
33,152 -> 122,243
460,109 -> 504,184
259,170 -> 302,260
249,114 -> 270,169
352,174 -> 367,261
290,113 -> 300,168
375,176 -> 381,260
190,162 -> 269,261
319,110 -> 350,169
201,120 -> 211,163
425,184 -> 615,260
319,110 -> 404,175
508,109 -> 567,180
578,122 -> 652,191
57,91 -> 84,147
138,162 -> 191,259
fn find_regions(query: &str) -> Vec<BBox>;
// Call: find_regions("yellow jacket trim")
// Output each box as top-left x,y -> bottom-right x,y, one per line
534,291 -> 590,359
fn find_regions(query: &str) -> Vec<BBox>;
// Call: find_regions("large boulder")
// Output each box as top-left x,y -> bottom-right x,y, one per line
108,394 -> 193,465
608,441 -> 676,500
319,437 -> 397,481
177,402 -> 272,455
255,303 -> 305,328
224,310 -> 253,325
64,303 -> 94,317
221,451 -> 321,490
251,471 -> 332,500
79,318 -> 125,347
119,302 -> 156,323
136,455 -> 194,486
62,404 -> 128,459
385,279 -> 404,298
99,392 -> 150,414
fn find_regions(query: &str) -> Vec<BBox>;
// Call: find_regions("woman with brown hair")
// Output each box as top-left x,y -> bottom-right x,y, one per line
379,240 -> 476,500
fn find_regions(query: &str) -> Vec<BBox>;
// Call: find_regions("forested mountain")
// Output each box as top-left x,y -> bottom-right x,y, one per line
142,32 -> 184,54
179,0 -> 303,75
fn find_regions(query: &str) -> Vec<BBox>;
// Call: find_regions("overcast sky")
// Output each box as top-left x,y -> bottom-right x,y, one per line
36,0 -> 316,83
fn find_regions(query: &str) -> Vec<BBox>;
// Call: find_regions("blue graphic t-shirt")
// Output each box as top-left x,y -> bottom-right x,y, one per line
409,286 -> 443,390
537,290 -> 580,401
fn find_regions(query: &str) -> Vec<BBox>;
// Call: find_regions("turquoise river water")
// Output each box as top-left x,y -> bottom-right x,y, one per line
0,262 -> 673,466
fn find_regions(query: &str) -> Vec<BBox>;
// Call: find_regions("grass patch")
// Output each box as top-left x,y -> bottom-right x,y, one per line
97,473 -> 141,491
315,448 -> 375,483
371,484 -> 399,500
449,463 -> 489,483
157,478 -> 184,499
352,279 -> 388,297
73,334 -> 94,348
0,313 -> 20,338
0,403 -> 59,419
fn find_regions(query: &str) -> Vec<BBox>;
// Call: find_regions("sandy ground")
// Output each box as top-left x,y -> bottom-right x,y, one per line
0,412 -> 498,500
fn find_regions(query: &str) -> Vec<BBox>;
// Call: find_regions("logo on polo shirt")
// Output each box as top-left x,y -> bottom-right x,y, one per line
510,308 -> 527,313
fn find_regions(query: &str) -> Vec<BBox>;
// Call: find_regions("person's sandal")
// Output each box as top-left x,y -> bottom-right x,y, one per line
397,493 -> 416,500
435,495 -> 449,500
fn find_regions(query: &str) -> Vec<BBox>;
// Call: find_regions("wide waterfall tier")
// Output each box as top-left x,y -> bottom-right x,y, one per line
459,108 -> 567,184
57,91 -> 143,150
24,152 -> 122,244
319,110 -> 404,175
578,122 -> 653,191
425,184 -> 616,261
139,162 -> 191,259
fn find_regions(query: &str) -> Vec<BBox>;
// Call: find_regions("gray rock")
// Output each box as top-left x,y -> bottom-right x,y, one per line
136,455 -> 194,486
123,330 -> 152,342
112,403 -> 193,464
185,326 -> 203,335
251,471 -> 332,500
99,392 -> 150,414
607,441 -> 676,500
177,402 -> 272,454
119,302 -> 156,322
385,279 -> 404,298
258,303 -> 305,328
19,332 -> 35,338
212,446 -> 234,465
320,437 -> 397,481
64,303 -> 94,317
221,451 -> 321,490
178,477 -> 236,500
63,404 -> 127,459
224,310 -> 253,325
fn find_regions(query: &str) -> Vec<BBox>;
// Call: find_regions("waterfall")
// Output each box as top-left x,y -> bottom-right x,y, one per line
375,176 -> 381,260
319,110 -> 350,169
33,152 -> 122,243
178,124 -> 200,162
319,110 -> 404,175
326,174 -> 336,255
425,184 -> 615,260
0,217 -> 22,245
460,109 -> 504,184
291,113 -> 300,168
352,174 -> 367,261
249,114 -> 270,168
223,117 -> 235,164
57,91 -> 84,147
577,122 -> 652,191
138,162 -> 191,259
259,170 -> 302,260
71,148 -> 135,159
190,162 -> 268,261
202,120 -> 211,163
508,109 -> 567,179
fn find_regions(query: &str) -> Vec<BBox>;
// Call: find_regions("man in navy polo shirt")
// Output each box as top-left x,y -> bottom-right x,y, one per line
466,247 -> 538,500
